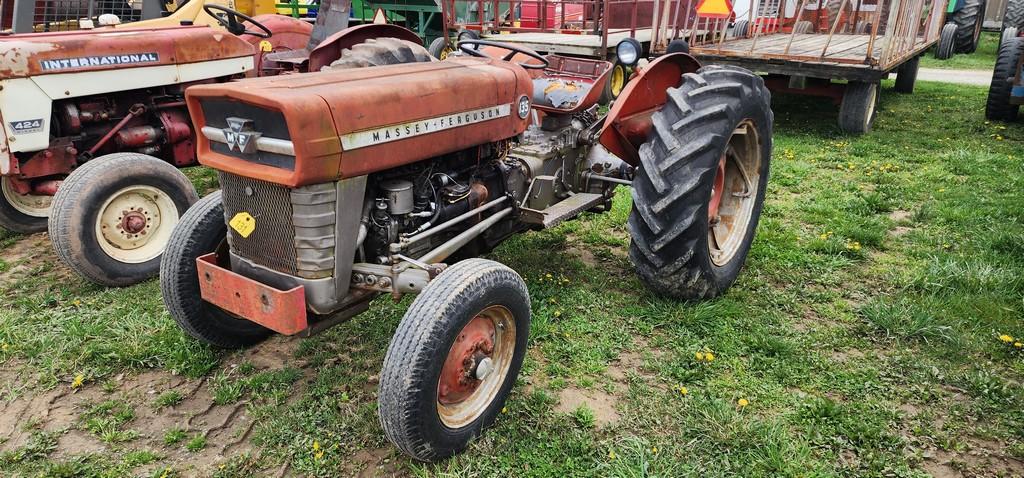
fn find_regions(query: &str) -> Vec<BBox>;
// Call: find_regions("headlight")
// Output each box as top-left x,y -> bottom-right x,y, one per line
616,38 -> 642,66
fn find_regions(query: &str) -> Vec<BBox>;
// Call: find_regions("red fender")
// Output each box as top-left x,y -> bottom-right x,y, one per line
307,24 -> 424,72
598,53 -> 702,166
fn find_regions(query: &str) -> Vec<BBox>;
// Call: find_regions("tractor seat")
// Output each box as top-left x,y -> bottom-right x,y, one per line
530,55 -> 612,114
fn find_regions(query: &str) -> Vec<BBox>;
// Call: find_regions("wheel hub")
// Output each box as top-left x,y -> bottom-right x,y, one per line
120,210 -> 149,235
438,316 -> 495,405
708,120 -> 761,267
95,185 -> 179,264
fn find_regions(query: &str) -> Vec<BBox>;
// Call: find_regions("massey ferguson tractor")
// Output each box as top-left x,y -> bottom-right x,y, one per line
161,40 -> 773,460
0,0 -> 429,287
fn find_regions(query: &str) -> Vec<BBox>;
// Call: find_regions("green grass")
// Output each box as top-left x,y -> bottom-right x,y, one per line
920,31 -> 1000,70
1,80 -> 1023,476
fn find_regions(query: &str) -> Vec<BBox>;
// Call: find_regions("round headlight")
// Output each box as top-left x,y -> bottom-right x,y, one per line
616,38 -> 642,66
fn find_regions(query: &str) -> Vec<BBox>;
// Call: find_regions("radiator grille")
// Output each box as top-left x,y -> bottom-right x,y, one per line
219,172 -> 298,275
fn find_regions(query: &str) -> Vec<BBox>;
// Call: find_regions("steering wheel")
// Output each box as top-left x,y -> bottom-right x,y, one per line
203,4 -> 272,38
458,39 -> 549,70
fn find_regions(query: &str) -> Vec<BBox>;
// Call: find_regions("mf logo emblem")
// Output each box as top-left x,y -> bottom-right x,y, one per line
223,117 -> 261,154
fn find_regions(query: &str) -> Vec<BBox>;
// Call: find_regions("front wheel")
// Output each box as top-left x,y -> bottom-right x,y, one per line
0,176 -> 52,234
48,153 -> 198,287
628,65 -> 772,300
894,55 -> 919,94
379,258 -> 530,461
935,22 -> 958,59
600,61 -> 627,104
986,37 -> 1024,121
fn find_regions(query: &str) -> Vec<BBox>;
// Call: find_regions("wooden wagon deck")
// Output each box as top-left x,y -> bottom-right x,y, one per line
691,33 -> 935,82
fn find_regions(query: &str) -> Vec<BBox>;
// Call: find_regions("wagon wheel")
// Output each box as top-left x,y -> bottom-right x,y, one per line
838,81 -> 879,134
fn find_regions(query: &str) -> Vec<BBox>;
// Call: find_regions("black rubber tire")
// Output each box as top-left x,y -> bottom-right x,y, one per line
838,81 -> 879,134
327,37 -> 434,69
379,258 -> 530,461
48,153 -> 198,287
732,20 -> 750,38
600,62 -> 627,105
160,191 -> 271,348
855,20 -> 873,34
1006,0 -> 1024,30
894,54 -> 920,93
628,65 -> 772,300
935,22 -> 958,59
986,36 -> 1024,120
1002,25 -> 1019,45
0,177 -> 50,234
950,0 -> 987,54
793,20 -> 814,34
427,36 -> 452,60
457,29 -> 480,43
666,38 -> 690,54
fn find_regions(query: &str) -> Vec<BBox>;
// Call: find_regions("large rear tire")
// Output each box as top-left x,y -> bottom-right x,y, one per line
986,37 -> 1024,121
0,177 -> 51,234
935,22 -> 958,59
950,0 -> 987,54
379,258 -> 530,461
1006,0 -> 1024,31
327,37 -> 434,69
48,153 -> 197,287
160,192 -> 271,348
628,65 -> 772,300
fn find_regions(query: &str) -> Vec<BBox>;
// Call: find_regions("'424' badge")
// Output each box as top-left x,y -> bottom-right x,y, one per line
9,118 -> 44,135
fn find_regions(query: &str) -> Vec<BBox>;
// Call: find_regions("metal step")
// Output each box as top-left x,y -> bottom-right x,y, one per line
521,193 -> 605,229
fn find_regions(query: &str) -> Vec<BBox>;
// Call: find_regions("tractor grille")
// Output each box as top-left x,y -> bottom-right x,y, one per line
219,172 -> 298,276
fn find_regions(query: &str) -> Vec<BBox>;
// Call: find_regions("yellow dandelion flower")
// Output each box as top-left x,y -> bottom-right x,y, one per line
651,446 -> 659,454
1,342 -> 7,352
545,273 -> 553,279
315,450 -> 324,460
71,374 -> 84,389
553,310 -> 562,318
1000,334 -> 1014,343
1015,342 -> 1023,349
312,440 -> 320,451
738,398 -> 750,407
609,450 -> 617,460
679,386 -> 688,395
502,406 -> 508,414
705,352 -> 715,362
819,233 -> 829,240
695,352 -> 705,361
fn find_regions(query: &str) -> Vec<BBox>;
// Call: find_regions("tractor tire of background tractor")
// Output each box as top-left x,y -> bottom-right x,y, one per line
894,55 -> 920,94
428,37 -> 453,60
48,153 -> 198,287
731,20 -> 750,38
600,62 -> 627,104
950,0 -> 987,53
1006,0 -> 1024,31
0,176 -> 52,234
986,37 -> 1024,120
328,37 -> 434,69
838,81 -> 879,134
935,23 -> 958,59
793,20 -> 814,34
160,192 -> 272,348
628,65 -> 772,300
379,258 -> 530,461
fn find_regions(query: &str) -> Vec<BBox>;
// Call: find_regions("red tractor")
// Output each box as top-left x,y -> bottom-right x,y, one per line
0,0 -> 429,286
161,40 -> 773,460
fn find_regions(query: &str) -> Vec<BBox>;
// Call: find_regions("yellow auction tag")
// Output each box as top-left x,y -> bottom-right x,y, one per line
259,40 -> 273,52
229,212 -> 256,238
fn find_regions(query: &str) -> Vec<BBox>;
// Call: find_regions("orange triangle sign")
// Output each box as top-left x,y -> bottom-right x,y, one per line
372,7 -> 388,24
696,0 -> 733,19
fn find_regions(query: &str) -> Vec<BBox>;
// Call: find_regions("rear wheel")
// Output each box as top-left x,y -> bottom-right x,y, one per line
0,177 -> 51,234
1006,0 -> 1024,30
628,65 -> 772,300
48,153 -> 197,287
160,191 -> 271,348
950,0 -> 987,54
935,22 -> 958,59
379,258 -> 530,461
986,37 -> 1024,120
838,81 -> 879,134
894,55 -> 920,94
327,37 -> 434,69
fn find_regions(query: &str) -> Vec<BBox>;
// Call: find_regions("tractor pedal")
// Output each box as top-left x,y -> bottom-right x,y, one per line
522,193 -> 605,229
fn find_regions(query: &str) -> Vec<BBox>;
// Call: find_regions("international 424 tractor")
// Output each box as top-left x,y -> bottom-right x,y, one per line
160,38 -> 773,461
0,0 -> 428,286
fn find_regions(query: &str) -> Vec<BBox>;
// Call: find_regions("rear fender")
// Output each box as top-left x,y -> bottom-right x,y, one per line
597,53 -> 701,166
308,24 -> 423,72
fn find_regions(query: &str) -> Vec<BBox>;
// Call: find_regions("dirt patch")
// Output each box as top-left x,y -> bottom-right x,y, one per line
0,233 -> 52,285
889,226 -> 913,237
567,245 -> 600,268
606,350 -> 644,381
829,348 -> 866,363
889,210 -> 913,223
554,387 -> 620,426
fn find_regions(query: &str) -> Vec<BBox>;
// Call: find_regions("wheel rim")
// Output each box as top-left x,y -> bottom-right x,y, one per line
1,177 -> 52,217
94,185 -> 179,263
437,305 -> 516,429
709,119 -> 762,267
864,85 -> 877,129
440,45 -> 453,60
610,64 -> 626,98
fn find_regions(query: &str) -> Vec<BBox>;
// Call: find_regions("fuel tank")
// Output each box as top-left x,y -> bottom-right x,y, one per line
0,26 -> 256,78
186,57 -> 534,187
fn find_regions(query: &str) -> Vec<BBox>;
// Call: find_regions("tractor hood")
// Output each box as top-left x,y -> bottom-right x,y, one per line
0,25 -> 255,78
186,57 -> 534,188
